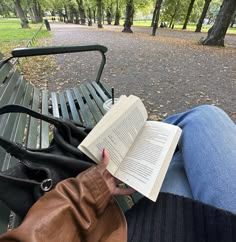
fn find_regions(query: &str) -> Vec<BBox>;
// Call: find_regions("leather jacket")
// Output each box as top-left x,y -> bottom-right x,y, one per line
0,166 -> 127,242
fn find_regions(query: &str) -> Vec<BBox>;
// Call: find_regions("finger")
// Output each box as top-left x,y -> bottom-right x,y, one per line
98,149 -> 109,172
113,187 -> 136,196
114,178 -> 123,185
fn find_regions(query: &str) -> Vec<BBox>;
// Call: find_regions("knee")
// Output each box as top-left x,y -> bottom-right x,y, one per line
191,105 -> 229,124
195,104 -> 223,115
194,105 -> 225,117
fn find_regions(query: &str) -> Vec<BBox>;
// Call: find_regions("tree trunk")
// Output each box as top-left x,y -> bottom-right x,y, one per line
195,0 -> 211,32
87,8 -> 92,26
97,0 -> 103,28
182,0 -> 195,29
79,0 -> 86,24
14,0 -> 29,28
32,0 -> 43,23
76,0 -> 86,25
122,0 -> 134,33
151,0 -> 158,27
169,5 -> 178,28
64,5 -> 69,23
114,0 -> 120,25
75,10 -> 79,24
202,0 -> 236,46
151,0 -> 163,36
68,5 -> 74,23
93,9 -> 96,23
106,4 -> 112,25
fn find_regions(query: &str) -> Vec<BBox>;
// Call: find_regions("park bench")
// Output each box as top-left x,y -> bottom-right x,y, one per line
0,44 -> 137,234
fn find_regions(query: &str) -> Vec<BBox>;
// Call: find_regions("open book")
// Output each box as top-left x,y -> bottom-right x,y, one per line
79,95 -> 182,202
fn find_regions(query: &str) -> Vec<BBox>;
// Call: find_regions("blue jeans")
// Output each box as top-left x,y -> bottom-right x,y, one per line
160,105 -> 236,214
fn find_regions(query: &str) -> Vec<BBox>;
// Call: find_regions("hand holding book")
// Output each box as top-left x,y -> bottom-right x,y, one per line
97,149 -> 136,196
79,95 -> 182,201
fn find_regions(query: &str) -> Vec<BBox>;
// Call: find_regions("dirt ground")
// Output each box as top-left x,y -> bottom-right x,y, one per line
29,23 -> 236,122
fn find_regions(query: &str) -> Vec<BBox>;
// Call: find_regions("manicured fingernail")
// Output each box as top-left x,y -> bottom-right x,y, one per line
102,148 -> 105,158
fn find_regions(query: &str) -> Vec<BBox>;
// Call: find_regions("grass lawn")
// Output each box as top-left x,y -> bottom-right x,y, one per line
0,18 -> 51,55
131,20 -> 236,34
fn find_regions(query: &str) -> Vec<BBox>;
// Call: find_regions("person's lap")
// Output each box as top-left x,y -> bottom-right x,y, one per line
161,105 -> 236,214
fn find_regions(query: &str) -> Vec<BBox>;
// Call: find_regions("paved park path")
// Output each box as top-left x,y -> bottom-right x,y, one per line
45,22 -> 236,121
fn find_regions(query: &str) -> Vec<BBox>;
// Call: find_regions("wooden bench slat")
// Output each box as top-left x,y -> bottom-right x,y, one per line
0,70 -> 21,105
66,89 -> 81,123
86,82 -> 106,115
0,78 -> 29,171
79,84 -> 103,123
51,92 -> 60,118
59,92 -> 69,119
73,87 -> 94,127
99,81 -> 112,98
41,90 -> 49,148
0,63 -> 13,84
0,77 -> 26,138
11,83 -> 34,145
5,82 -> 34,167
91,81 -> 109,102
26,87 -> 40,148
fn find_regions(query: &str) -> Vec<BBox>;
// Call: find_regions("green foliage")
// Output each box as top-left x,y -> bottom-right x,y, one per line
0,0 -> 15,17
206,0 -> 222,23
134,0 -> 154,16
189,0 -> 204,22
161,0 -> 187,23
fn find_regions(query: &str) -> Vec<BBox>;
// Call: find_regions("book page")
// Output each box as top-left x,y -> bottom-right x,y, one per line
114,121 -> 182,201
79,95 -> 148,175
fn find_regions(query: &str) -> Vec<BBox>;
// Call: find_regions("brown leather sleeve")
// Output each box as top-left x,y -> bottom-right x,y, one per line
0,166 -> 127,242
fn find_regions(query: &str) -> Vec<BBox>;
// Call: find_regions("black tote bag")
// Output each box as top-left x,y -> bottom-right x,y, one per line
0,104 -> 95,218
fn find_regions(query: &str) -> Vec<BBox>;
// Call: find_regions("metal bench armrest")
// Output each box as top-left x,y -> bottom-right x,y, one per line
11,45 -> 108,83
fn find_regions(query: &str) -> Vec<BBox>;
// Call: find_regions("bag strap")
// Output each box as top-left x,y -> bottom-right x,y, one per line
0,104 -> 86,158
0,104 -> 83,128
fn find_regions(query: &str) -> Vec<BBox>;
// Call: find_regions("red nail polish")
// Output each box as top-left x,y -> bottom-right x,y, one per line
102,148 -> 105,158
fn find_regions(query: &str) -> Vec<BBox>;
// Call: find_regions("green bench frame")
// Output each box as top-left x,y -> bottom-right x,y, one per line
0,44 -> 138,234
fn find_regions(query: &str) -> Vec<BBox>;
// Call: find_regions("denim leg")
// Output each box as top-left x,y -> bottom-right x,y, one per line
160,150 -> 193,198
162,105 -> 236,213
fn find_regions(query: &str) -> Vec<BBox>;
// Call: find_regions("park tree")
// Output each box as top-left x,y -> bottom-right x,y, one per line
182,0 -> 196,29
122,0 -> 134,32
14,0 -> 29,28
114,0 -> 125,25
84,0 -> 96,25
151,0 -> 164,35
49,0 -> 65,21
105,0 -> 113,25
195,0 -> 212,32
202,0 -> 236,46
27,0 -> 43,23
76,0 -> 86,24
67,0 -> 78,23
97,0 -> 103,27
114,0 -> 120,25
161,0 -> 185,29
